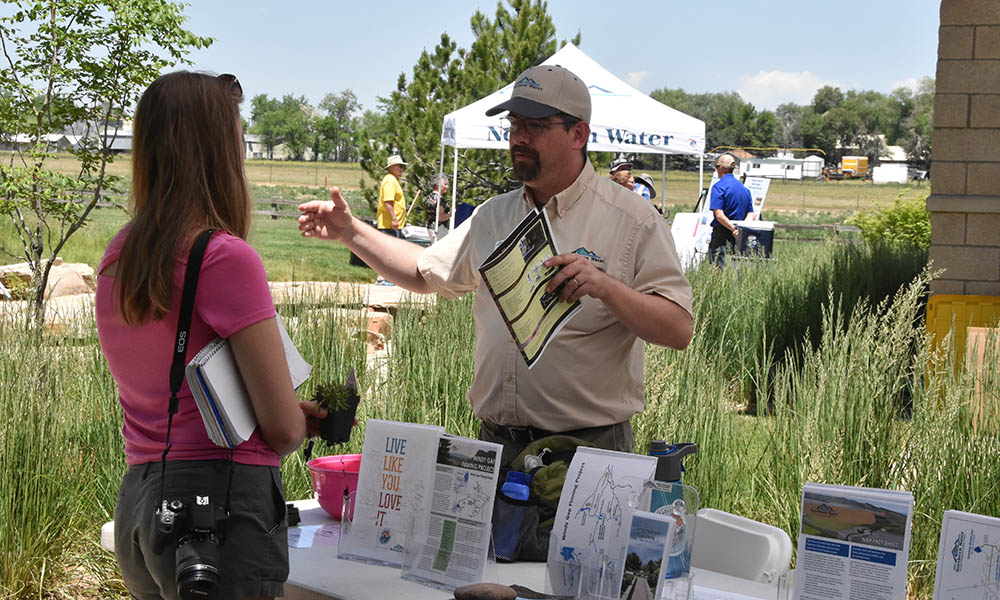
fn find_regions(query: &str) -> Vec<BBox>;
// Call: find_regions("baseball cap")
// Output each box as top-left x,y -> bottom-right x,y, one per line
610,157 -> 632,173
715,154 -> 737,169
485,64 -> 591,122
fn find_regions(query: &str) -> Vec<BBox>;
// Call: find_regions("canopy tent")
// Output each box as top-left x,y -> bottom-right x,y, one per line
437,43 -> 707,226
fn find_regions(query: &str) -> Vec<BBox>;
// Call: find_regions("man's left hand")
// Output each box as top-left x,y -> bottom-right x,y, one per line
544,253 -> 612,304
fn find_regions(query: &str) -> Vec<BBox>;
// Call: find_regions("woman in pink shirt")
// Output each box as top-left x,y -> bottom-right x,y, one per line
96,71 -> 324,600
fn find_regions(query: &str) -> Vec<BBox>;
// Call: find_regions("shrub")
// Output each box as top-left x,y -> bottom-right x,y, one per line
849,193 -> 931,251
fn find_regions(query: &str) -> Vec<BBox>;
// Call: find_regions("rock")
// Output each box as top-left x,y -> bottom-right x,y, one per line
0,258 -> 96,299
453,582 -> 517,600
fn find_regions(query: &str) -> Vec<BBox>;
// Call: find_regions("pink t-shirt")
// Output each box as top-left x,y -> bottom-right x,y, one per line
96,228 -> 281,466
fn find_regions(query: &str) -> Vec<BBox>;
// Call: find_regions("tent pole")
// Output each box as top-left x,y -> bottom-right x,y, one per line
660,154 -> 666,216
698,153 -> 705,198
433,142 -> 446,243
450,146 -> 459,230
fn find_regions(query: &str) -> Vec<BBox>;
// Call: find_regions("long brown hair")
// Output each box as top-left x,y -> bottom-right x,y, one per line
116,71 -> 251,324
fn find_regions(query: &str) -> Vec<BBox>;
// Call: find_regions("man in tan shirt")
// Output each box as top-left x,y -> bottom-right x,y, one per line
298,65 -> 693,464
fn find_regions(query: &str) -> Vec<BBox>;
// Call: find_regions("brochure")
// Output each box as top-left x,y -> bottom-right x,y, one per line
478,207 -> 582,368
338,419 -> 445,566
401,435 -> 503,591
933,509 -> 1000,599
618,510 -> 677,600
793,482 -> 914,600
546,447 -> 657,598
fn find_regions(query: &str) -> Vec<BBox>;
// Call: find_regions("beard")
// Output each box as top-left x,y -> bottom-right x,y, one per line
510,146 -> 540,181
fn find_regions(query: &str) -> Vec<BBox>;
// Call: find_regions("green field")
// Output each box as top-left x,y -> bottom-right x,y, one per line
40,151 -> 923,213
3,155 -> 926,284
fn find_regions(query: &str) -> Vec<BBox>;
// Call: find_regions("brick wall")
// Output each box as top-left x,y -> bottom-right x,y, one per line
929,0 -> 1000,295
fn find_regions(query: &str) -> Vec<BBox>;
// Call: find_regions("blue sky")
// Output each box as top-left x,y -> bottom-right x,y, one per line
174,1 -> 940,113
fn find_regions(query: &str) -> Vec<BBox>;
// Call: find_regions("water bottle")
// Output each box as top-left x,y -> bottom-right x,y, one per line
493,471 -> 531,561
647,442 -> 698,579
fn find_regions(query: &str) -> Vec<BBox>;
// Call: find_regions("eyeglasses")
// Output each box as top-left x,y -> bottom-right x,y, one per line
502,116 -> 574,136
218,73 -> 242,96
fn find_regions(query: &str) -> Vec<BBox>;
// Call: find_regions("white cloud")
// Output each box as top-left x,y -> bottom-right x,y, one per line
626,70 -> 650,88
889,77 -> 921,92
737,70 -> 833,110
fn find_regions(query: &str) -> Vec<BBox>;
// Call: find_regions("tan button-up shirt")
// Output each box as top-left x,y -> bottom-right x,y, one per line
416,161 -> 692,431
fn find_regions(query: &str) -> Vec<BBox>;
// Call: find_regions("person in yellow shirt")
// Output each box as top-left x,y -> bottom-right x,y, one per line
377,155 -> 407,237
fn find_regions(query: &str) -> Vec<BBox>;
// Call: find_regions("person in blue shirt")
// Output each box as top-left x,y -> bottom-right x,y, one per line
708,154 -> 754,266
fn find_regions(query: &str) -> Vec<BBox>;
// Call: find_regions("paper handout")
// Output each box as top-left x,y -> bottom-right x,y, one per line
793,482 -> 913,600
478,208 -> 582,368
339,419 -> 445,567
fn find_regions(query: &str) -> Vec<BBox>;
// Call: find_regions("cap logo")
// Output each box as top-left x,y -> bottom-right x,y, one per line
515,76 -> 543,91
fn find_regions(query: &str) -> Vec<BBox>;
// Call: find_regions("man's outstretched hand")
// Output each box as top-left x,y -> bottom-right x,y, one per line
298,187 -> 354,241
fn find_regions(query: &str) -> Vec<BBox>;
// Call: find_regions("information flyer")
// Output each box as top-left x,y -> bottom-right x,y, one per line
478,207 -> 581,368
793,482 -> 914,600
933,510 -> 1000,600
339,419 -> 444,566
546,447 -> 657,599
401,436 -> 502,591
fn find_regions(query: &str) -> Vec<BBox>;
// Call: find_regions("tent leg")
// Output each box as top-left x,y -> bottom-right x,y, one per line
699,154 -> 705,197
660,155 -> 666,216
450,146 -> 459,230
432,143 -> 447,243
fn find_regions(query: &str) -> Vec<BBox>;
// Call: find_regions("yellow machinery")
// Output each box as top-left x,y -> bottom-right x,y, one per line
839,156 -> 869,178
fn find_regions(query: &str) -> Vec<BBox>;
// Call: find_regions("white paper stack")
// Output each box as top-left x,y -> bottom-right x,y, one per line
185,317 -> 311,448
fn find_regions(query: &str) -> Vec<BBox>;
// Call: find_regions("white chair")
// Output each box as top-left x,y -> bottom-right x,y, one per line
690,507 -> 792,583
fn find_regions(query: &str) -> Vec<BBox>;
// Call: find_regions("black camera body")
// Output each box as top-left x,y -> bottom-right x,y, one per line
152,496 -> 229,600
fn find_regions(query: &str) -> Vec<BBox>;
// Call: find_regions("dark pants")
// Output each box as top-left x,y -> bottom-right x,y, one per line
479,420 -> 634,467
378,228 -> 403,238
708,226 -> 737,267
115,460 -> 288,600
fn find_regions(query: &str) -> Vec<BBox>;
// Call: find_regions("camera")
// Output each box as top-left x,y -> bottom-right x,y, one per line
152,496 -> 229,600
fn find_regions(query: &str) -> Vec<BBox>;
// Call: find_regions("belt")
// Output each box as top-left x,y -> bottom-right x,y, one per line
485,421 -> 617,445
489,423 -> 559,445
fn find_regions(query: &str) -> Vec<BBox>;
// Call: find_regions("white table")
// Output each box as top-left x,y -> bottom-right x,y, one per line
285,500 -> 782,600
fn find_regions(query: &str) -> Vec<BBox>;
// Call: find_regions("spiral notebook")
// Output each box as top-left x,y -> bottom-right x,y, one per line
185,317 -> 311,448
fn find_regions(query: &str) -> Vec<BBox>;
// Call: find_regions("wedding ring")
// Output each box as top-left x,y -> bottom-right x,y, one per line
572,277 -> 581,288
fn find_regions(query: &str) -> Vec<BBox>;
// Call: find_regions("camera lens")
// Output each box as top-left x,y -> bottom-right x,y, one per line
175,536 -> 221,600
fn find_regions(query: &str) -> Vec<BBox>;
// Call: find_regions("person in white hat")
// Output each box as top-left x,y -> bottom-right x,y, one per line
608,157 -> 634,190
377,154 -> 408,237
298,64 -> 692,464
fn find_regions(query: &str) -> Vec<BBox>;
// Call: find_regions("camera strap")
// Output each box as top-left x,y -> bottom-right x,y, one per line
158,229 -> 216,507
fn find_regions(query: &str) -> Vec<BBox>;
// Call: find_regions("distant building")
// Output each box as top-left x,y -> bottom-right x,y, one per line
741,157 -> 805,180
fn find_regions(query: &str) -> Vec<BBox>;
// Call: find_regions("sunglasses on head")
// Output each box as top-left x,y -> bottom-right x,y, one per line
218,73 -> 242,96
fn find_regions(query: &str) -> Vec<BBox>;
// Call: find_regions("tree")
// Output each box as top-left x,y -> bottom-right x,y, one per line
250,94 -> 282,158
317,89 -> 360,162
899,77 -> 934,169
356,0 -> 580,211
811,85 -> 844,115
249,94 -> 312,160
0,0 -> 210,323
775,102 -> 806,148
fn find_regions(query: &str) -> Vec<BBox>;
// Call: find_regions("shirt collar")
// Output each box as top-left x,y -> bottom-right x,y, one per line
520,160 -> 596,218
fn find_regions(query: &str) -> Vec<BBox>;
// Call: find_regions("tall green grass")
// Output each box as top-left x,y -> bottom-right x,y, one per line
1,239 -> 995,599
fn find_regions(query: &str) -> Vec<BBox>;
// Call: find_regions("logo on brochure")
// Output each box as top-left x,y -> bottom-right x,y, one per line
951,531 -> 965,572
812,503 -> 838,516
572,247 -> 606,271
515,76 -> 542,91
378,529 -> 392,545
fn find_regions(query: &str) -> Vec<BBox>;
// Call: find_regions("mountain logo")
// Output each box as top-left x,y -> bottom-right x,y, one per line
572,247 -> 606,271
515,77 -> 542,91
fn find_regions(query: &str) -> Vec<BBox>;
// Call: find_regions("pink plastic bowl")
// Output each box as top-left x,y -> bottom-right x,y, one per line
307,454 -> 361,521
